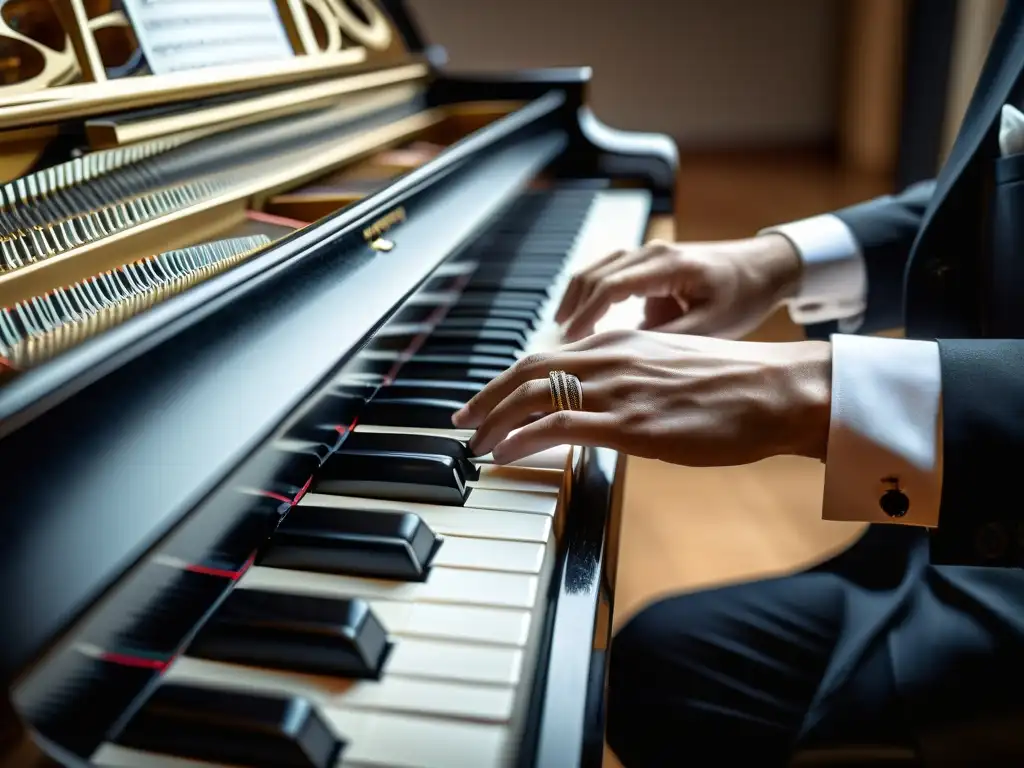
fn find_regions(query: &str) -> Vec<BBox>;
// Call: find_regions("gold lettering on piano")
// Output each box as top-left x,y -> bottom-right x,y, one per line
363,206 -> 406,247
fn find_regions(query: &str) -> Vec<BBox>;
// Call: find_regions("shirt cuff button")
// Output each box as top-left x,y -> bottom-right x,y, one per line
880,489 -> 910,518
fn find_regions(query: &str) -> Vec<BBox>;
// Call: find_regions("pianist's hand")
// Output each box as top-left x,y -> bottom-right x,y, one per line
451,330 -> 831,466
554,234 -> 802,342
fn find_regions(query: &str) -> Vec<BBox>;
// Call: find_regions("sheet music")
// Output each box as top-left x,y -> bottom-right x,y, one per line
121,0 -> 295,75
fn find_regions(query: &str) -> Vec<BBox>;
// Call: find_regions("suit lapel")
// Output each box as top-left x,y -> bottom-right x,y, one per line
920,0 -> 1024,230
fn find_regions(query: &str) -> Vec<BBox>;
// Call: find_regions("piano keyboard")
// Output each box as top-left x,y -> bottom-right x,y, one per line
89,186 -> 651,768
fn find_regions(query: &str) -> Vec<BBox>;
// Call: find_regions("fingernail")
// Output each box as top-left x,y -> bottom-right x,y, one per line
452,407 -> 472,428
490,443 -> 508,465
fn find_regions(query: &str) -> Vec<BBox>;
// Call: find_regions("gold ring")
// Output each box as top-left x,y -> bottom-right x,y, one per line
548,370 -> 583,411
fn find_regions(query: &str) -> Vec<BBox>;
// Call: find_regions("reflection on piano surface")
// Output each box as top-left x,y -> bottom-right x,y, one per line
0,1 -> 677,766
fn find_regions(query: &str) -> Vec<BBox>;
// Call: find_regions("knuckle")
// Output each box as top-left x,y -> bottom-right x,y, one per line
517,352 -> 548,373
550,410 -> 574,431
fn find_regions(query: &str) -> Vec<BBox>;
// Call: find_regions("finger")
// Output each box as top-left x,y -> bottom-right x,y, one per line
562,260 -> 677,341
491,410 -> 619,464
555,249 -> 627,323
467,377 -> 553,456
452,350 -> 604,428
564,249 -> 652,324
653,306 -> 718,335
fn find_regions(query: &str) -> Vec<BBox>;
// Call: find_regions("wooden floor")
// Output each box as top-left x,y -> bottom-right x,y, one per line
603,149 -> 892,767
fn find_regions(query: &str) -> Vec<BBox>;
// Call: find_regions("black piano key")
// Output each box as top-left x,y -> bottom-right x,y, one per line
443,305 -> 539,323
405,352 -> 518,368
164,496 -> 283,573
408,353 -> 519,371
465,284 -> 552,298
81,564 -> 231,657
19,651 -> 160,759
265,445 -> 329,499
418,341 -> 522,359
341,430 -> 478,480
359,397 -> 466,429
261,504 -> 441,580
427,326 -> 531,345
115,683 -> 343,768
315,449 -> 471,505
379,378 -> 484,401
394,364 -> 505,383
188,590 -> 390,678
452,291 -> 543,310
370,333 -> 418,352
471,264 -> 563,279
436,317 -> 531,336
290,388 -> 372,444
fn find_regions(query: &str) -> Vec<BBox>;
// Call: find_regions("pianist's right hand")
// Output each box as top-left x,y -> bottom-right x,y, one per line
554,234 -> 802,342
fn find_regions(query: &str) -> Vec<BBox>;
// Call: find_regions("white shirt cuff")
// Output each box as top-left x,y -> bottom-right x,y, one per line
759,213 -> 867,329
821,334 -> 942,527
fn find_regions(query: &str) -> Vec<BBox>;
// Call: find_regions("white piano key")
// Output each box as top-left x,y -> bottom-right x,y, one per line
473,443 -> 571,471
375,322 -> 433,338
369,601 -> 531,646
327,708 -> 510,768
93,705 -> 512,768
384,637 -> 522,685
464,487 -> 556,516
297,492 -> 552,543
166,655 -> 517,719
93,745 -> 227,768
432,535 -> 545,574
472,464 -> 562,495
241,564 -> 538,610
353,423 -> 476,441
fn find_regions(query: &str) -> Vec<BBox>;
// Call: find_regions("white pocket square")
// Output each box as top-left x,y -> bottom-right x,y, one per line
999,103 -> 1024,156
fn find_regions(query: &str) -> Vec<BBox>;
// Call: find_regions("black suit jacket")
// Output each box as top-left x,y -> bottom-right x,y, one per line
808,0 -> 1024,567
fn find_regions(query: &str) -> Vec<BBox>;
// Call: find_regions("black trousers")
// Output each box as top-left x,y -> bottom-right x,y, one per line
605,525 -> 1024,767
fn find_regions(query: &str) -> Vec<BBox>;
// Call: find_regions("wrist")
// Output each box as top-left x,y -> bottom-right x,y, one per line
748,233 -> 803,303
781,340 -> 832,461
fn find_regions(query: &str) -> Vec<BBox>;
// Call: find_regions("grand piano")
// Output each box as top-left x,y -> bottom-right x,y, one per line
0,1 -> 677,766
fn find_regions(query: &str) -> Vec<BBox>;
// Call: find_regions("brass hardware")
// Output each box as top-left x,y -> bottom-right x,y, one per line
369,237 -> 394,252
362,206 -> 406,242
49,0 -> 107,83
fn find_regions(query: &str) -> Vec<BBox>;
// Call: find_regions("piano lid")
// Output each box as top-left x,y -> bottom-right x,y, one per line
0,0 -> 431,132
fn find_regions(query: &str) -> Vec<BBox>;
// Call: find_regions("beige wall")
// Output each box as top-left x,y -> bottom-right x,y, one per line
408,0 -> 845,148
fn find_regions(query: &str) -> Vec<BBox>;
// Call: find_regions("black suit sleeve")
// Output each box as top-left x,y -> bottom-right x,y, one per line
931,339 -> 1024,565
803,179 -> 935,339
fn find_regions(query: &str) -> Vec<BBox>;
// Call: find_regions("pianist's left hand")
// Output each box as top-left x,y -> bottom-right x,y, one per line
451,330 -> 832,466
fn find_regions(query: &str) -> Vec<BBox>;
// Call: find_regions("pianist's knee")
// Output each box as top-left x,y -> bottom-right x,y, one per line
605,579 -> 845,767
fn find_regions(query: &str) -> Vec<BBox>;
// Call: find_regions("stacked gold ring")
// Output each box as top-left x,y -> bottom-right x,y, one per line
548,370 -> 584,411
